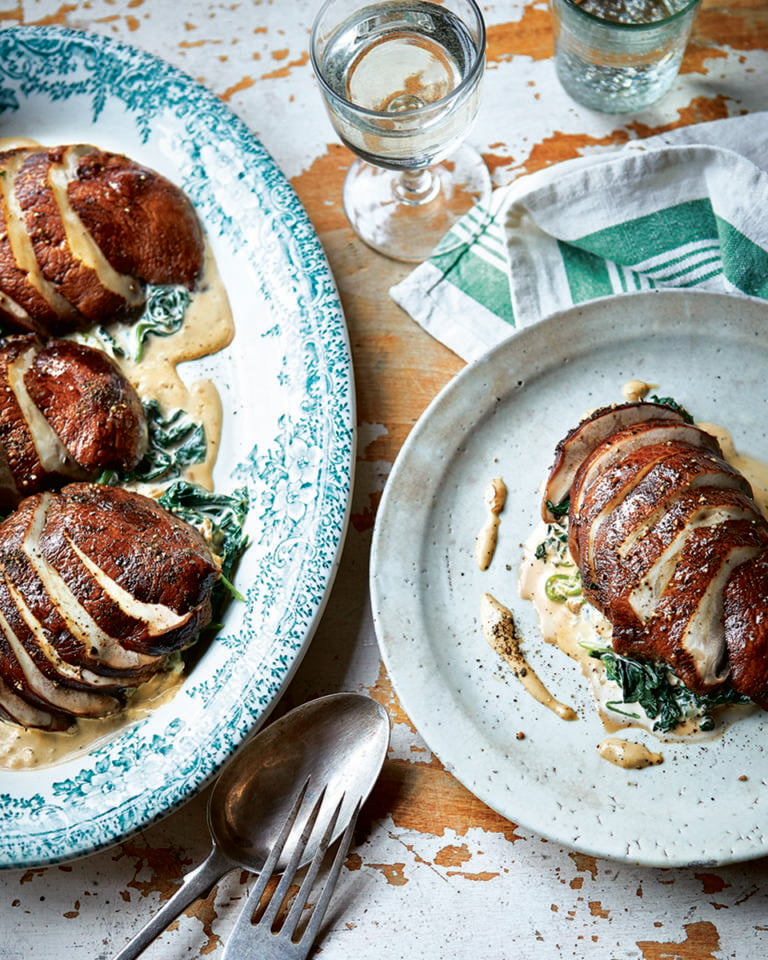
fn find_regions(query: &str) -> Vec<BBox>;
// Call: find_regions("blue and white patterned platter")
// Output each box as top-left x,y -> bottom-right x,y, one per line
0,26 -> 354,869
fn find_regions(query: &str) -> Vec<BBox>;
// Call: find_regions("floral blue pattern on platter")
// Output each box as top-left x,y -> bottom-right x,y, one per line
0,26 -> 354,869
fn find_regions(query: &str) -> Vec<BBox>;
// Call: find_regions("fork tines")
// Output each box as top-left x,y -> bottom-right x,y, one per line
222,777 -> 361,958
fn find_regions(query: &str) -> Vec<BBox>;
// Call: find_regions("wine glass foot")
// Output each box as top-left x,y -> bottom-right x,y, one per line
342,143 -> 492,263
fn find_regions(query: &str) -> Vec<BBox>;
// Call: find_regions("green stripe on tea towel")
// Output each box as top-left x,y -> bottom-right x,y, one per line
558,241 -> 615,302
575,198 -> 717,267
717,218 -> 768,297
431,244 -> 515,324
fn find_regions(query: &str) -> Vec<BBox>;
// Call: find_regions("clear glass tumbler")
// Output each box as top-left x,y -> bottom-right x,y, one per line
551,0 -> 703,114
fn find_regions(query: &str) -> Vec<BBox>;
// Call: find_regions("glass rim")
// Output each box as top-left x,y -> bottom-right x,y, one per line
559,0 -> 702,30
309,0 -> 487,120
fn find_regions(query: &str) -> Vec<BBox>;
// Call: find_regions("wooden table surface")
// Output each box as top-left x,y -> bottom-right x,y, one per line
2,2 -> 768,958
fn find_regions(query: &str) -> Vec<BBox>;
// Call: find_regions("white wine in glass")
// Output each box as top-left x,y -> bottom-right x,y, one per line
311,0 -> 490,262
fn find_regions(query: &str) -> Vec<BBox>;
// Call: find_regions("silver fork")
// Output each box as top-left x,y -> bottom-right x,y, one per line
222,778 -> 360,959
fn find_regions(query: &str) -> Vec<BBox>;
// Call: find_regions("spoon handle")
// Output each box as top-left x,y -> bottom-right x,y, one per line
110,845 -> 232,960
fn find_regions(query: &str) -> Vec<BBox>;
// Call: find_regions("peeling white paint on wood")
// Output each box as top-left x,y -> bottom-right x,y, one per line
1,2 -> 768,959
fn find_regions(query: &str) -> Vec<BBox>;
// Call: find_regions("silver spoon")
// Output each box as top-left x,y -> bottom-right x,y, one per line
111,692 -> 390,960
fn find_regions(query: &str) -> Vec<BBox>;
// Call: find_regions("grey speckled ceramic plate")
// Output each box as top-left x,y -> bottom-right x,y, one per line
0,27 -> 353,869
371,289 -> 768,868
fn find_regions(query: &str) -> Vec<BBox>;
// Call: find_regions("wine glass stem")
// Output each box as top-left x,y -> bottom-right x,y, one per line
394,167 -> 440,206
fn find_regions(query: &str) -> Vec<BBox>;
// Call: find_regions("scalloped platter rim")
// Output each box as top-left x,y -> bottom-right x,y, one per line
0,26 -> 354,869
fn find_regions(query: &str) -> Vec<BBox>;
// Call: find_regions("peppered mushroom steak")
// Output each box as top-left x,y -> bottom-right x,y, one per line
544,401 -> 768,708
0,483 -> 220,731
0,143 -> 204,335
0,333 -> 147,510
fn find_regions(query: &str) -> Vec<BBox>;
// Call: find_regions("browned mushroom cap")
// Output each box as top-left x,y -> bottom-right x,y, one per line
24,338 -> 148,474
68,146 -> 204,289
0,144 -> 205,337
0,483 -> 220,730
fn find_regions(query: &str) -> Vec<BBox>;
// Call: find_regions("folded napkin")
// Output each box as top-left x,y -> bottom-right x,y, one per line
391,113 -> 768,362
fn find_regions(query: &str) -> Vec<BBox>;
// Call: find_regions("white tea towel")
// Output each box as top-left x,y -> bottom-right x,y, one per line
391,113 -> 768,362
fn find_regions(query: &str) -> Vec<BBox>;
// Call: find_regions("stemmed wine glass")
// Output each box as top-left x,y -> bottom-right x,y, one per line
310,0 -> 490,263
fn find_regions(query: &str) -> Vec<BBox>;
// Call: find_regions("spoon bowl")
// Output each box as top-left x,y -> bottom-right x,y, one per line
211,693 -> 390,870
111,692 -> 390,960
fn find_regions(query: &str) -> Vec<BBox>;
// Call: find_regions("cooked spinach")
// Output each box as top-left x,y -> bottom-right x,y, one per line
587,646 -> 749,733
131,285 -> 190,361
545,497 -> 570,519
650,394 -> 694,424
535,522 -> 570,561
74,284 -> 191,362
160,480 -> 250,607
98,400 -> 206,486
134,401 -> 206,482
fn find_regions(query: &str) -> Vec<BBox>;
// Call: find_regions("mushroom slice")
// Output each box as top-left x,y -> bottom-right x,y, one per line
0,147 -> 85,335
542,401 -> 687,522
724,550 -> 768,707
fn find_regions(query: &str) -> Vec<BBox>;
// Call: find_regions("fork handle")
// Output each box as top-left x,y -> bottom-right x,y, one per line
110,845 -> 233,960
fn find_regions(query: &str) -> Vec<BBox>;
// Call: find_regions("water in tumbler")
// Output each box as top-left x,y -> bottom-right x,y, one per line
553,0 -> 700,113
577,0 -> 690,24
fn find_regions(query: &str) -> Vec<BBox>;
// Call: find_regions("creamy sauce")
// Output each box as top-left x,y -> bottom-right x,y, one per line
698,421 -> 768,516
115,243 -> 233,492
519,525 -> 595,661
476,477 -> 507,570
0,137 -> 39,150
621,379 -> 656,403
518,522 -> 618,717
0,661 -> 184,769
481,592 -> 578,721
597,737 -> 663,769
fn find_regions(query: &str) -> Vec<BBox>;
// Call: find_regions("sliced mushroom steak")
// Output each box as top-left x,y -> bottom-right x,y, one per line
542,402 -> 768,699
0,483 -> 220,730
0,144 -> 204,336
